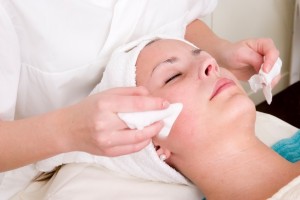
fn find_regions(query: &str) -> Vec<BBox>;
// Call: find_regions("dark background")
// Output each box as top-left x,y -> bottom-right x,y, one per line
256,81 -> 300,128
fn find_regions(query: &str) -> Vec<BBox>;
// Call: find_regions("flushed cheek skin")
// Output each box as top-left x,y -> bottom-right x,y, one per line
161,94 -> 256,173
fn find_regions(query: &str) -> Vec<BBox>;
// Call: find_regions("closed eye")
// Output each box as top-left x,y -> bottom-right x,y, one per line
165,57 -> 177,64
165,73 -> 182,84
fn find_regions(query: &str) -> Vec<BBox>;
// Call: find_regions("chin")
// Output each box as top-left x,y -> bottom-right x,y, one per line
222,93 -> 256,125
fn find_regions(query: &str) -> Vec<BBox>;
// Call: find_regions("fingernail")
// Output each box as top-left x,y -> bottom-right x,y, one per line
162,101 -> 170,108
262,64 -> 270,73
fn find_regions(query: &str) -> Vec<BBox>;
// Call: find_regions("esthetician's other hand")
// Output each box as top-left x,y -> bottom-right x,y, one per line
64,86 -> 166,157
217,38 -> 281,87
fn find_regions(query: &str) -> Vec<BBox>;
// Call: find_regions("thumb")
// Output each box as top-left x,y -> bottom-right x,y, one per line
261,55 -> 280,73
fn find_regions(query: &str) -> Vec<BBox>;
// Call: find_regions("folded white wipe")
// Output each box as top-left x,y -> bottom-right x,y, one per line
36,35 -> 190,185
118,103 -> 183,138
248,58 -> 282,104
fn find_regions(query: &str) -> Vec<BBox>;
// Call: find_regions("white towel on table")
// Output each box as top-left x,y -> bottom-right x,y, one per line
36,35 -> 191,185
268,175 -> 300,200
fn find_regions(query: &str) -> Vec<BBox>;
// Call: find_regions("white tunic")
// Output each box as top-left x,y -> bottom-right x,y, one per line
0,0 -> 218,198
0,0 -> 217,120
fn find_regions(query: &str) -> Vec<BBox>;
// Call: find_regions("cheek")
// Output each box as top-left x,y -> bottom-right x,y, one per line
167,99 -> 210,149
136,68 -> 149,86
149,84 -> 211,150
152,84 -> 209,138
151,82 -> 201,103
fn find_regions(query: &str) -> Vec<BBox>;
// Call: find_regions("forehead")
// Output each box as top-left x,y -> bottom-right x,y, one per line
145,39 -> 193,52
137,39 -> 194,62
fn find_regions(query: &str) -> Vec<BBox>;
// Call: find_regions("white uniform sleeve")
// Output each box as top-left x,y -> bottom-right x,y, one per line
0,1 -> 23,198
0,1 -> 20,120
183,0 -> 218,22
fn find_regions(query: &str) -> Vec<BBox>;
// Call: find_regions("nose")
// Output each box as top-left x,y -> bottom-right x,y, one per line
198,59 -> 219,80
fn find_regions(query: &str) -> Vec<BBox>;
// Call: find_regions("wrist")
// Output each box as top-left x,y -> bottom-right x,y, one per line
51,106 -> 80,153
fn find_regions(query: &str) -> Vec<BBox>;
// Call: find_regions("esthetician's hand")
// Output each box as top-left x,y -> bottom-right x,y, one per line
218,38 -> 281,87
63,86 -> 166,157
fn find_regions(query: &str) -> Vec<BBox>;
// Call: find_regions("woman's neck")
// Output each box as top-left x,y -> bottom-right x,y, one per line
177,129 -> 300,200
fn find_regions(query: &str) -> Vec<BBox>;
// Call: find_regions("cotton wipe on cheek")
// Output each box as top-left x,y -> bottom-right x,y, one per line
248,58 -> 282,104
118,103 -> 183,138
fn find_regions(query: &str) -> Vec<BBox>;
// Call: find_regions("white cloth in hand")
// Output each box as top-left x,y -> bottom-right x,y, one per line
248,58 -> 282,104
118,103 -> 183,138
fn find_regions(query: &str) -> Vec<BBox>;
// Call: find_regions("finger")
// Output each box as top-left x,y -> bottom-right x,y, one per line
96,111 -> 162,132
110,121 -> 163,146
241,40 -> 265,72
108,86 -> 149,96
108,95 -> 169,113
256,39 -> 279,73
104,140 -> 152,157
96,112 -> 130,131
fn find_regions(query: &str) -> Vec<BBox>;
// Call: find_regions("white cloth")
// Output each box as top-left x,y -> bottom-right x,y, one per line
248,58 -> 282,104
35,144 -> 190,185
11,164 -> 203,200
0,1 -> 218,198
118,103 -> 183,138
268,175 -> 300,200
255,111 -> 298,147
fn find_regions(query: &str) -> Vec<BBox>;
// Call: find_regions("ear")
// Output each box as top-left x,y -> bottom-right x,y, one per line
153,140 -> 171,161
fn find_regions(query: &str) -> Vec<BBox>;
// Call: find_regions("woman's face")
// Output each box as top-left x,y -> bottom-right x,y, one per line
136,39 -> 255,164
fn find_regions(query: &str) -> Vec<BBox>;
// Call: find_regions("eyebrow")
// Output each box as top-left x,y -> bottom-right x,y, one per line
192,48 -> 202,55
151,48 -> 202,75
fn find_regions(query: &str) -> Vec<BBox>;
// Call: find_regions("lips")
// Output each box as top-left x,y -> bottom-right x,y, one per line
210,78 -> 236,100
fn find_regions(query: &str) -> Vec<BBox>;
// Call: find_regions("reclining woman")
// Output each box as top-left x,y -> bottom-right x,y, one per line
134,37 -> 300,199
17,36 -> 300,200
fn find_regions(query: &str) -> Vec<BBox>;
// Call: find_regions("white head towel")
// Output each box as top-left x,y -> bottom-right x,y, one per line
36,35 -> 192,185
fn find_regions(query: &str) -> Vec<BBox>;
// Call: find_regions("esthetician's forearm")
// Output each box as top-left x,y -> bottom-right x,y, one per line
0,109 -> 70,172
